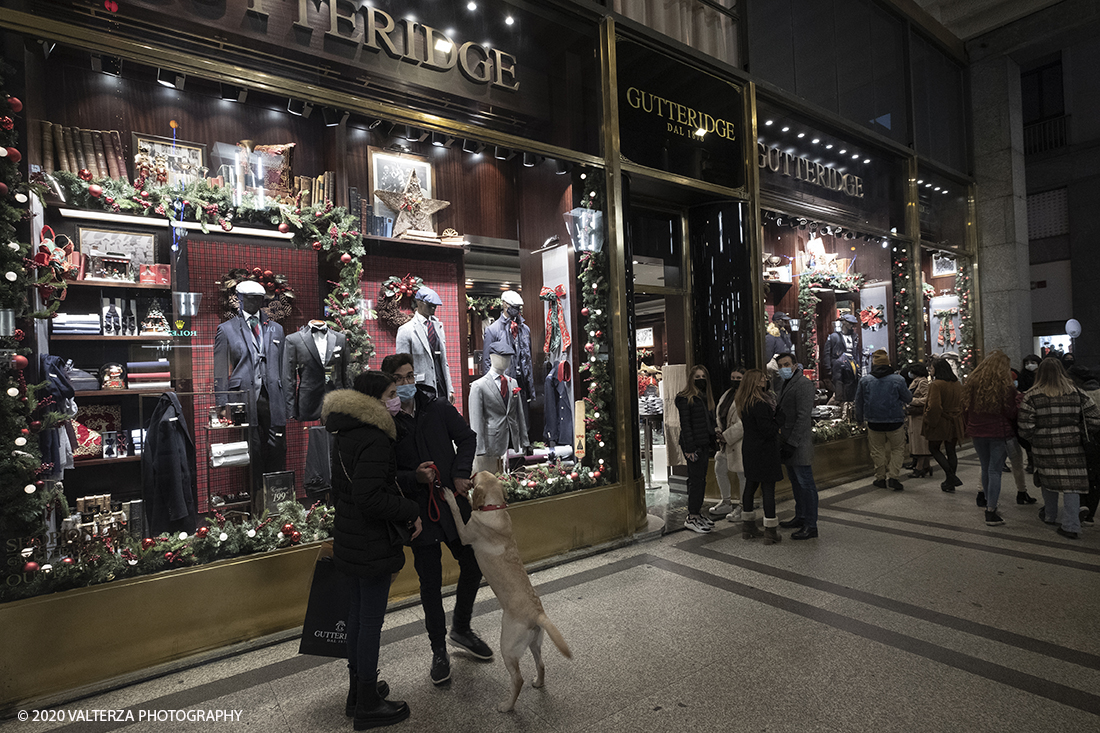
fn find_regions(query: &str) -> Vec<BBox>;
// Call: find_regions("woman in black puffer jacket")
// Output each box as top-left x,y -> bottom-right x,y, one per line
323,370 -> 420,730
676,365 -> 718,534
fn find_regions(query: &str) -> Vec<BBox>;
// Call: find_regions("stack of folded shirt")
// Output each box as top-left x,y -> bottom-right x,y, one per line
126,359 -> 172,390
52,314 -> 102,335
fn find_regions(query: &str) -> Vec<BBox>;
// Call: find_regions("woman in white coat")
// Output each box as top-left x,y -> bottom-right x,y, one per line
710,369 -> 746,521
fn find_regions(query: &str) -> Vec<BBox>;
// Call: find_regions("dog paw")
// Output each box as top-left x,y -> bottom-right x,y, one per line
496,703 -> 515,713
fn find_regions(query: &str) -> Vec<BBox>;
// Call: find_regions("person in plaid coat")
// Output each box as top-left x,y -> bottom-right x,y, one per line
1017,358 -> 1100,539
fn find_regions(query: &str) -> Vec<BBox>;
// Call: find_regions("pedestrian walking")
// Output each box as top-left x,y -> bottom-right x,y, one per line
906,364 -> 934,478
923,358 -> 966,493
854,349 -> 913,490
963,351 -> 1019,525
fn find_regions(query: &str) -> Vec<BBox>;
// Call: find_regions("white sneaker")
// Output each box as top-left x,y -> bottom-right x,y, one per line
709,499 -> 734,516
699,514 -> 716,527
726,505 -> 743,521
684,515 -> 712,533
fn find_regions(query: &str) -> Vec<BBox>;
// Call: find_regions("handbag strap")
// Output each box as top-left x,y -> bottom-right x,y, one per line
334,437 -> 405,498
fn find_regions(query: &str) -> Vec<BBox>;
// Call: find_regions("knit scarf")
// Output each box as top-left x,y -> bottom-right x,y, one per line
539,284 -> 571,354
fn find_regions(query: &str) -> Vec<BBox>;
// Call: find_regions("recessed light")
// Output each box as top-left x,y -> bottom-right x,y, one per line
825,144 -> 833,149
812,138 -> 820,144
797,132 -> 805,138
467,1 -> 477,10
933,186 -> 941,191
917,179 -> 924,184
781,126 -> 790,132
764,120 -> 774,126
863,158 -> 870,164
851,153 -> 859,159
505,15 -> 514,25
839,149 -> 846,154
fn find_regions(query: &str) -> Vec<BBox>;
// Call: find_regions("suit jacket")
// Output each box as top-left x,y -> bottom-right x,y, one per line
141,392 -> 198,535
481,314 -> 534,401
543,361 -> 574,446
214,310 -> 286,425
469,370 -> 530,456
283,326 -> 348,421
773,367 -> 816,466
395,312 -> 454,398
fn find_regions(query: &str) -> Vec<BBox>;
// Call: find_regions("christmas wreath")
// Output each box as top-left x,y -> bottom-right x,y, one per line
219,267 -> 297,322
922,282 -> 936,301
377,273 -> 423,329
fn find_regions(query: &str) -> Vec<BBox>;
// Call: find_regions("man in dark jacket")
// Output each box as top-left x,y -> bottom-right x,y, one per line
764,312 -> 793,366
774,353 -> 820,540
854,350 -> 913,491
381,353 -> 491,686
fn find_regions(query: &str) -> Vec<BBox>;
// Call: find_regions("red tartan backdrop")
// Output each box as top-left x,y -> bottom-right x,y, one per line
187,240 -> 320,513
360,255 -> 463,414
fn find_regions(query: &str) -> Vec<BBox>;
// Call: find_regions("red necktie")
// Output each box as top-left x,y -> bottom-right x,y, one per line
500,375 -> 509,403
248,316 -> 260,339
426,319 -> 439,352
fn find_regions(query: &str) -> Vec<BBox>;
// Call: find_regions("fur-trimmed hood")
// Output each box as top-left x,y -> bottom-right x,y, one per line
321,389 -> 396,440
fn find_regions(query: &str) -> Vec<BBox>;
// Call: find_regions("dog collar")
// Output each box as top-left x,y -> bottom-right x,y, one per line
477,503 -> 508,511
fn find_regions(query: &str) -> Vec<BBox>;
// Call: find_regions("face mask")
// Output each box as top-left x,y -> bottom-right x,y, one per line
1025,363 -> 1038,372
778,367 -> 794,380
506,305 -> 520,318
384,396 -> 402,415
396,384 -> 417,402
694,378 -> 707,391
731,380 -> 742,391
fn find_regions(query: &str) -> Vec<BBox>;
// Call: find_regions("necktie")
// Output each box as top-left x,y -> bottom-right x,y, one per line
500,375 -> 509,403
248,316 -> 260,340
426,319 -> 439,352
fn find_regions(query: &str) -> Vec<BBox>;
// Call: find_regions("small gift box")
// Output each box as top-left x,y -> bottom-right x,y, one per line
139,264 -> 171,285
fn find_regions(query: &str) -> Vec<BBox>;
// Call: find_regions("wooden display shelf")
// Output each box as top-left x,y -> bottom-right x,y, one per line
73,388 -> 174,397
50,334 -> 173,341
66,280 -> 171,291
72,455 -> 141,467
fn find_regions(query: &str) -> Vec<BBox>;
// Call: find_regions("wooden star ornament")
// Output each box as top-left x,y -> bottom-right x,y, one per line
373,171 -> 450,238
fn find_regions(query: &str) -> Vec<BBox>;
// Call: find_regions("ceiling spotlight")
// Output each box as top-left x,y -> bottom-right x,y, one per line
403,125 -> 426,142
846,232 -> 855,240
322,107 -> 348,127
838,149 -> 846,154
431,131 -> 454,148
157,68 -> 185,89
505,16 -> 514,25
287,98 -> 313,117
775,217 -> 785,226
494,146 -> 513,160
781,126 -> 790,132
366,118 -> 383,130
92,54 -> 122,76
863,158 -> 871,164
461,138 -> 483,154
825,144 -> 833,149
812,138 -> 820,144
41,40 -> 56,60
521,152 -> 540,167
220,83 -> 247,103
851,153 -> 859,159
797,132 -> 806,138
918,179 -> 924,184
798,218 -> 807,226
821,226 -> 831,235
555,159 -> 572,175
808,222 -> 818,232
467,1 -> 477,9
764,120 -> 774,126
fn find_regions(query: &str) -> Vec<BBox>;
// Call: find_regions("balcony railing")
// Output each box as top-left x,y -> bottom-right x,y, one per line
1024,115 -> 1069,155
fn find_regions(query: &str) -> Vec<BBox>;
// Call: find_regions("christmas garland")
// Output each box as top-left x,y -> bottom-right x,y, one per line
922,282 -> 936,301
577,245 -> 613,484
797,282 -> 820,372
377,273 -> 423,330
502,463 -> 605,503
934,307 -> 959,347
466,295 -> 501,325
219,267 -> 296,323
891,245 -> 917,362
812,420 -> 867,444
955,265 -> 976,374
802,270 -> 865,293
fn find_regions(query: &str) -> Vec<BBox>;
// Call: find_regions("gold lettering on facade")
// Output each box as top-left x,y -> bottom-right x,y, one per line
757,142 -> 865,199
625,87 -> 737,141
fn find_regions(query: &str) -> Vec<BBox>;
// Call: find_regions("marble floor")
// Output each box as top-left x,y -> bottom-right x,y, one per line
5,450 -> 1099,733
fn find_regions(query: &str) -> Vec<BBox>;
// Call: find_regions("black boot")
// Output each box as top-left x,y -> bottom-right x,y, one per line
354,678 -> 409,730
347,671 -> 391,717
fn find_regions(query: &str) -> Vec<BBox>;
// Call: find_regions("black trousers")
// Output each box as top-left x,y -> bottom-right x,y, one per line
685,452 -> 711,515
251,387 -> 286,492
411,539 -> 483,652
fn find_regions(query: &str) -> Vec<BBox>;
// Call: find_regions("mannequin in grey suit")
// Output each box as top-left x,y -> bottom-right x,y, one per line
283,320 -> 349,421
395,286 -> 454,403
468,342 -> 530,474
213,280 -> 287,492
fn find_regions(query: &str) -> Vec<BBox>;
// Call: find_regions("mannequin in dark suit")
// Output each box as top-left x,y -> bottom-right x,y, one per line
825,314 -> 860,403
213,280 -> 287,490
283,320 -> 349,421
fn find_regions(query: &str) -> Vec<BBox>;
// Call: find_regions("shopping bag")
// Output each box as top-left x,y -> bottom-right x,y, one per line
298,555 -> 352,657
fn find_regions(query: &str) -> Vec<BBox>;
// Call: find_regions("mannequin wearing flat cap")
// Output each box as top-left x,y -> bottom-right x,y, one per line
395,286 -> 454,403
213,279 -> 287,491
764,312 -> 794,366
469,341 -> 530,474
481,290 -> 534,415
826,313 -> 861,403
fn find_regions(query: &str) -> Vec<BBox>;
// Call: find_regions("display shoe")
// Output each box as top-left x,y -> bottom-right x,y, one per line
940,480 -> 956,493
741,511 -> 762,539
1016,491 -> 1038,505
762,518 -> 782,545
984,510 -> 1005,526
1056,527 -> 1079,540
429,649 -> 451,685
346,671 -> 390,717
354,679 -> 409,730
976,491 -> 987,507
778,516 -> 804,529
448,628 -> 493,660
709,499 -> 735,517
791,526 -> 818,540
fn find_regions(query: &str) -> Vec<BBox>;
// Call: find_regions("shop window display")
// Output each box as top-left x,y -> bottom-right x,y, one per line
920,248 -> 975,376
0,39 -> 613,600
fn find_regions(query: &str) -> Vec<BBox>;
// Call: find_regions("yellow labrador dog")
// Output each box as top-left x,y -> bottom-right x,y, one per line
443,471 -> 572,712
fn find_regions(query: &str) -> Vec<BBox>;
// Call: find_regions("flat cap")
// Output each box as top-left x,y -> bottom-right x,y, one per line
414,286 -> 442,306
236,280 -> 266,295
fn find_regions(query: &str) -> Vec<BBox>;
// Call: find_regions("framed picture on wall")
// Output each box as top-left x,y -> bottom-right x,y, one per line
78,227 -> 156,267
131,132 -> 207,187
932,252 -> 958,277
368,147 -> 432,219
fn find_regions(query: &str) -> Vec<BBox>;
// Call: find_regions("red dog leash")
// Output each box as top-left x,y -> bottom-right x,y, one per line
426,463 -> 444,523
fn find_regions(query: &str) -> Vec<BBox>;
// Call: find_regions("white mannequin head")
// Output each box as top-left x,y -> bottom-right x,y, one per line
490,353 -> 512,372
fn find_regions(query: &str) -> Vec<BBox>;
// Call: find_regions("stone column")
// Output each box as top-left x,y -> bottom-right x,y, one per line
970,55 -> 1031,366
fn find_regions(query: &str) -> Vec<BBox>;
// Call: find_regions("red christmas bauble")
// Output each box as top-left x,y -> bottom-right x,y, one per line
88,184 -> 103,198
6,147 -> 21,164
595,330 -> 603,338
312,241 -> 322,251
164,552 -> 174,560
104,196 -> 114,205
13,354 -> 28,370
584,342 -> 594,353
345,308 -> 355,316
140,190 -> 150,199
593,471 -> 602,479
263,270 -> 273,278
12,329 -> 23,341
141,538 -> 155,550
290,531 -> 301,543
195,527 -> 209,538
61,557 -> 74,565
23,561 -> 39,573
78,168 -> 93,182
29,420 -> 41,431
20,428 -> 29,436
314,211 -> 323,218
570,472 -> 579,479
0,182 -> 7,196
278,223 -> 290,234
7,96 -> 22,113
252,267 -> 262,276
340,253 -> 352,263
34,480 -> 44,488
281,522 -> 294,536
581,307 -> 590,317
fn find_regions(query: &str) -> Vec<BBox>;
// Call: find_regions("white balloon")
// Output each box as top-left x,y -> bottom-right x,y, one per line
1066,319 -> 1082,338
